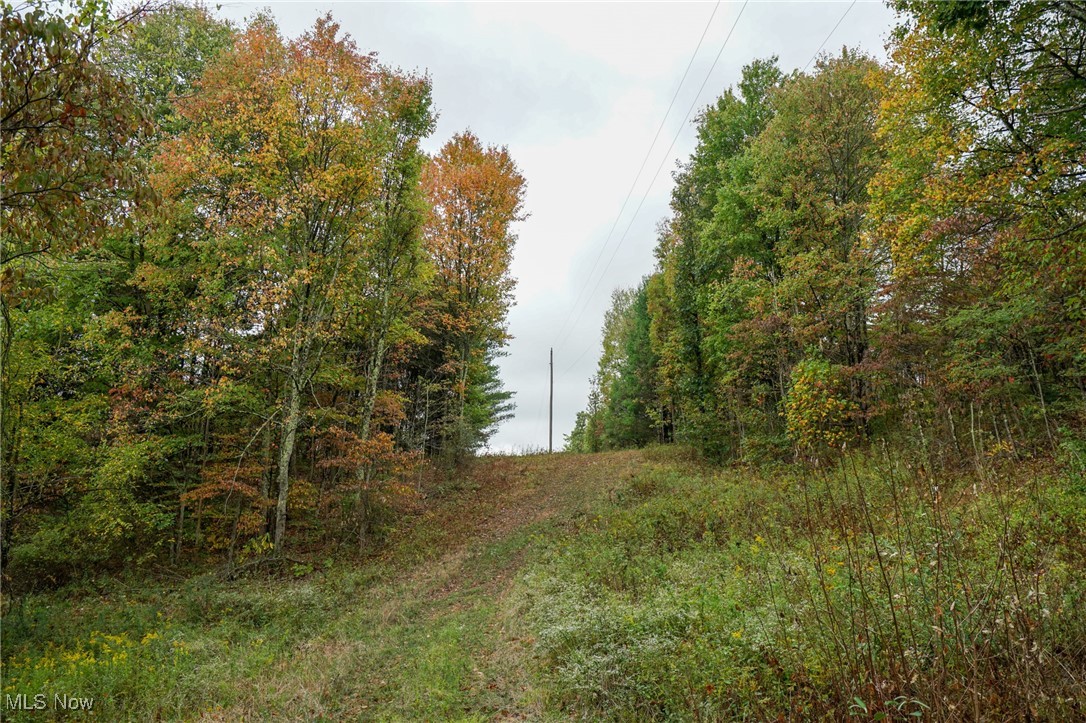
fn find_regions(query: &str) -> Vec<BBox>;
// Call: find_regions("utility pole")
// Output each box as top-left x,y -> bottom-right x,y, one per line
549,347 -> 554,453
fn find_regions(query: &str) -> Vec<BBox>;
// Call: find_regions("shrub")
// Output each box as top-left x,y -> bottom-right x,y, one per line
785,356 -> 858,453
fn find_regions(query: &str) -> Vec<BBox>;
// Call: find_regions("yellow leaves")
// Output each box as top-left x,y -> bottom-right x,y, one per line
785,357 -> 858,452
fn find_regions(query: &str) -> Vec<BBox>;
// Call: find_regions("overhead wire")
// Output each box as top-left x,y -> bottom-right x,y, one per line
549,0 -> 723,353
802,0 -> 857,73
545,0 -> 862,440
559,0 -> 751,376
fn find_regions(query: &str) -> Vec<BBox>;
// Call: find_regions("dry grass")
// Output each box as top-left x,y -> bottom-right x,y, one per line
11,445 -> 1074,720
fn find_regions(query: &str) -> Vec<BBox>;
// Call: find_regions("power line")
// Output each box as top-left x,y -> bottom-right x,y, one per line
561,341 -> 594,378
802,0 -> 857,73
559,0 -> 750,375
549,0 -> 722,353
557,0 -> 857,381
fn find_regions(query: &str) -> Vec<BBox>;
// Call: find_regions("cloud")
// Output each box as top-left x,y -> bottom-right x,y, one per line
215,1 -> 896,453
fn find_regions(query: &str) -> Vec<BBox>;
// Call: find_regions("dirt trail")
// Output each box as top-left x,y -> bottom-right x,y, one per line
205,450 -> 647,722
439,450 -> 643,539
393,450 -> 645,610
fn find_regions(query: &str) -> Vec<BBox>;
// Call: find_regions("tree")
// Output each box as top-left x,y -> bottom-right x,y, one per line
666,58 -> 782,458
1,0 -> 154,571
419,131 -> 526,459
105,2 -> 235,138
154,14 -> 433,552
749,50 -> 883,434
603,282 -> 658,447
869,0 -> 1086,447
0,0 -> 149,269
1,3 -> 529,578
572,53 -> 885,460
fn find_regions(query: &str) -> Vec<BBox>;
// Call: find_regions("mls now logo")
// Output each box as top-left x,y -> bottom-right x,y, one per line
5,693 -> 95,711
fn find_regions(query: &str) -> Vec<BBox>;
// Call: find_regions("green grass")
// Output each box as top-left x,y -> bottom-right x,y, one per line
515,450 -> 1086,720
3,447 -> 1085,720
0,452 -> 639,720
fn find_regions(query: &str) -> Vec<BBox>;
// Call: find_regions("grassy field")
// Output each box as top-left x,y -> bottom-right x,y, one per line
1,451 -> 643,721
3,446 -> 1085,720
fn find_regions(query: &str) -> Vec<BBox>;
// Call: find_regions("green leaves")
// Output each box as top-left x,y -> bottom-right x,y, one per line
577,5 -> 1084,464
1,4 -> 520,569
416,131 -> 526,459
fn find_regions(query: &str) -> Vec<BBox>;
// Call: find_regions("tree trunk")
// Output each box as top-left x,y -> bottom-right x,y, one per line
260,415 -> 274,536
358,333 -> 388,442
274,334 -> 308,554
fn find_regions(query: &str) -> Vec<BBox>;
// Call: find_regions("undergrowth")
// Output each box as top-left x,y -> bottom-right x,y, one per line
515,446 -> 1086,720
3,447 -> 1084,720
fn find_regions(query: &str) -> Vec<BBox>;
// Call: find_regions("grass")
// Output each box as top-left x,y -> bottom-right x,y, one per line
0,451 -> 642,720
515,447 -> 1086,720
3,446 -> 1085,720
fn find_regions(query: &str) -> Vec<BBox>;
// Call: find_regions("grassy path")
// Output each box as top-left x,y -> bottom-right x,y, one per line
204,450 -> 645,721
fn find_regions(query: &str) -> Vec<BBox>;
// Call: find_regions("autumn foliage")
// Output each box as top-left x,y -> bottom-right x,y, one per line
1,2 -> 525,578
570,5 -> 1085,468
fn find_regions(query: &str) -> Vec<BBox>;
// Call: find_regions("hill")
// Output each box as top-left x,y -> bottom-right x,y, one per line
4,447 -> 1084,720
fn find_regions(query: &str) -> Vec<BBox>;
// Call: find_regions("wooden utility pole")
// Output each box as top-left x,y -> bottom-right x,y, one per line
549,347 -> 554,453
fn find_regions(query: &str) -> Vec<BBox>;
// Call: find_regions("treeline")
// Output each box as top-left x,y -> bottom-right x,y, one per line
1,1 -> 525,581
569,1 -> 1085,463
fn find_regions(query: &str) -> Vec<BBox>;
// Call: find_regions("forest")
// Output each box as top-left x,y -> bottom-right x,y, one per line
561,1 -> 1085,717
568,2 -> 1084,464
2,1 -> 526,576
2,0 -> 1085,720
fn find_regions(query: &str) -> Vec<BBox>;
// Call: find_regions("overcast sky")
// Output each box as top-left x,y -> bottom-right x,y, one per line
216,0 -> 898,453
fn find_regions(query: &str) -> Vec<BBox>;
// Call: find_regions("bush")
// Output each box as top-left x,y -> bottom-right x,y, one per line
785,356 -> 858,453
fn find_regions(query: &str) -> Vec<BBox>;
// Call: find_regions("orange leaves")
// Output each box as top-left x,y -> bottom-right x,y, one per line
182,478 -> 262,505
372,390 -> 408,428
422,131 -> 526,344
155,13 -> 385,248
318,427 -> 421,491
416,131 -> 526,454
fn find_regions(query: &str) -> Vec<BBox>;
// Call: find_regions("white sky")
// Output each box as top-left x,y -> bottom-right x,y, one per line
215,0 -> 899,453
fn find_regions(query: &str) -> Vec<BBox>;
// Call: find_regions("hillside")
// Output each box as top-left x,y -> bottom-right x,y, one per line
4,447 -> 1084,720
2,451 -> 642,720
3,2 -> 1084,720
